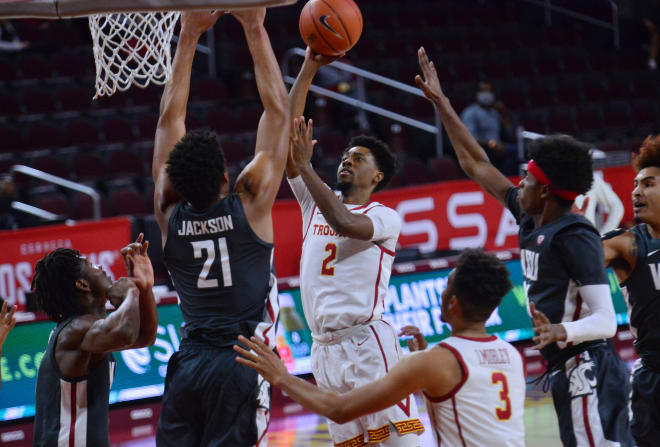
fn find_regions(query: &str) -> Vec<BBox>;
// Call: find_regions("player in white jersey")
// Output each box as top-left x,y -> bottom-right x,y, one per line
280,48 -> 422,447
235,248 -> 526,447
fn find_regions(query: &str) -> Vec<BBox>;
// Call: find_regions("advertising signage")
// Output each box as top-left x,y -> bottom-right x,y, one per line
0,259 -> 629,423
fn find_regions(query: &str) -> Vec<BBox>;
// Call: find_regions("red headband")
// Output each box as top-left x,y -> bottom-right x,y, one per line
527,160 -> 580,201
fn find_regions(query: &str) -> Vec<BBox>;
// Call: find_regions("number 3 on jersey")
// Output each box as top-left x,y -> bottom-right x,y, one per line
191,238 -> 232,288
491,372 -> 512,421
321,243 -> 337,276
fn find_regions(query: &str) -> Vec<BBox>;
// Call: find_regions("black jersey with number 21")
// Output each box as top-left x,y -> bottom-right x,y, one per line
163,194 -> 274,346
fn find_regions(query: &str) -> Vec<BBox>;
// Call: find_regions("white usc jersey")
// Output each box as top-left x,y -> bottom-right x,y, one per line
288,176 -> 401,336
425,335 -> 525,447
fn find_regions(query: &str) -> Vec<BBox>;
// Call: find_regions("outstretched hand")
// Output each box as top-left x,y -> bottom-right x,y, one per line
180,10 -> 225,37
234,335 -> 289,387
0,300 -> 17,349
530,301 -> 567,350
415,46 -> 445,104
120,233 -> 154,292
399,325 -> 428,352
290,116 -> 317,169
304,46 -> 344,68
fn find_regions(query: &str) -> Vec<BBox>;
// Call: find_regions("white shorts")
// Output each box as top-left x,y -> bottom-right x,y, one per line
311,320 -> 424,446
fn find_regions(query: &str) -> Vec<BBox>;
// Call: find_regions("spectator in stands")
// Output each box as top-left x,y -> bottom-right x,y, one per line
461,82 -> 518,175
0,298 -> 17,390
639,0 -> 660,69
0,20 -> 28,51
0,177 -> 18,231
572,149 -> 625,235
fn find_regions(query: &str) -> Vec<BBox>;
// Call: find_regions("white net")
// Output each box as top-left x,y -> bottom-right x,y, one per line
88,11 -> 181,98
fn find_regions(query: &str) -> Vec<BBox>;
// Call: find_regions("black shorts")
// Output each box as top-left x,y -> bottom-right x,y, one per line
550,344 -> 634,447
631,360 -> 660,446
156,339 -> 270,447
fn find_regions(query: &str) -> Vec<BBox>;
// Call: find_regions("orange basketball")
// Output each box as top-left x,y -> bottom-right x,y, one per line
299,0 -> 363,57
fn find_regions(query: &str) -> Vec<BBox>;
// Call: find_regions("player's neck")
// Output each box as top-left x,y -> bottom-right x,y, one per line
341,188 -> 372,206
647,221 -> 660,239
450,321 -> 489,339
532,202 -> 570,228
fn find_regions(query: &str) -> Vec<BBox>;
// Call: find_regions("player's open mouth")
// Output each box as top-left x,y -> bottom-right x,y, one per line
633,204 -> 646,212
339,169 -> 352,176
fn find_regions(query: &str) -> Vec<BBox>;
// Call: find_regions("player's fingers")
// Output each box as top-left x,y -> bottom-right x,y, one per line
414,75 -> 426,90
1,300 -> 7,317
8,304 -> 16,320
233,344 -> 259,362
9,317 -> 16,329
142,240 -> 149,255
136,233 -> 144,244
249,336 -> 271,356
235,355 -> 259,369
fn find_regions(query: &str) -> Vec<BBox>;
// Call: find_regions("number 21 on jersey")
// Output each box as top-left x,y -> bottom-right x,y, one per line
191,238 -> 232,288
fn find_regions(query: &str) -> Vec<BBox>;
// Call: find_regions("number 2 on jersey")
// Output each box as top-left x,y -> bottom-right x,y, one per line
321,243 -> 337,276
491,372 -> 512,421
191,238 -> 232,288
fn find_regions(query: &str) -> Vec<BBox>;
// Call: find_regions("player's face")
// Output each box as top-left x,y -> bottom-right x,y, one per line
518,171 -> 544,215
81,259 -> 113,300
440,270 -> 456,324
632,167 -> 660,225
337,147 -> 382,193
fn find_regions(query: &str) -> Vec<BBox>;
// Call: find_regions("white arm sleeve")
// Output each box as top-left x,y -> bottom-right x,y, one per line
365,206 -> 402,242
561,284 -> 617,344
287,175 -> 316,226
594,176 -> 624,234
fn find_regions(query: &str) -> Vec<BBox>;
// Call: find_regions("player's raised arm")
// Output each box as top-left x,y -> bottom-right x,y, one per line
285,48 -> 342,178
120,234 -> 158,348
232,8 -> 289,235
415,46 -> 513,207
153,11 -> 223,229
234,335 -> 458,424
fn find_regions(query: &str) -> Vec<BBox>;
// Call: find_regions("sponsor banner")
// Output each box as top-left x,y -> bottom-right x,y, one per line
273,166 -> 637,277
0,217 -> 132,309
0,258 -> 630,422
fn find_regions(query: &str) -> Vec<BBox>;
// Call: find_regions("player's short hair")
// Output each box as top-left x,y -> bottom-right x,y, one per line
166,128 -> 226,210
32,248 -> 86,323
528,134 -> 594,207
633,135 -> 660,172
452,249 -> 513,323
345,135 -> 396,192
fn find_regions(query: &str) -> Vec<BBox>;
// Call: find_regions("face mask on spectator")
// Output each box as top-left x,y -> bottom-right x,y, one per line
477,91 -> 495,107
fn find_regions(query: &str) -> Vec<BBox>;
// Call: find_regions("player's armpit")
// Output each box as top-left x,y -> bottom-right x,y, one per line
602,230 -> 636,281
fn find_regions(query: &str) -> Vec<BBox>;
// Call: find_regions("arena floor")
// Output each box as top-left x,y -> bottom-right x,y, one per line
115,392 -> 561,446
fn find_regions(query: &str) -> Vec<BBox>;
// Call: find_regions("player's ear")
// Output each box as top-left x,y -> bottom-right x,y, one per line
539,184 -> 551,200
373,170 -> 384,187
75,279 -> 91,292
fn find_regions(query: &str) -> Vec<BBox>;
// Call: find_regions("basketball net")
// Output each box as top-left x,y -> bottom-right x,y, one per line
88,11 -> 181,98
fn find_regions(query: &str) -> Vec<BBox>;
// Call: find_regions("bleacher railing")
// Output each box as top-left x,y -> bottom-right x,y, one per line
10,165 -> 101,221
522,0 -> 620,49
281,47 -> 445,157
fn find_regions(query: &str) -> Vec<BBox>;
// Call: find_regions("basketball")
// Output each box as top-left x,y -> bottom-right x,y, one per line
299,0 -> 363,57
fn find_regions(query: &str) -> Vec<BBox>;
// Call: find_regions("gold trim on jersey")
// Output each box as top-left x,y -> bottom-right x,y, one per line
367,424 -> 390,442
334,433 -> 366,447
393,418 -> 425,435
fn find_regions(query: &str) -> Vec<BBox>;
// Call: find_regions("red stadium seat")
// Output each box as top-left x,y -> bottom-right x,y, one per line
72,191 -> 112,220
65,119 -> 100,146
103,117 -> 134,143
35,192 -> 72,217
33,156 -> 69,179
26,122 -> 66,149
429,157 -> 464,182
22,90 -> 56,115
110,187 -> 149,216
73,153 -> 107,181
109,149 -> 144,177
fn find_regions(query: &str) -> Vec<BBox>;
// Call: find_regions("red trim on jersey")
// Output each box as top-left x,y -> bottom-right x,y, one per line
375,244 -> 395,257
582,395 -> 596,447
366,250 -> 385,322
256,408 -> 269,446
451,396 -> 467,447
349,202 -> 372,211
370,326 -> 411,417
302,205 -> 317,241
69,382 -> 77,447
362,204 -> 384,214
424,343 -> 469,403
454,335 -> 498,342
262,299 -> 275,347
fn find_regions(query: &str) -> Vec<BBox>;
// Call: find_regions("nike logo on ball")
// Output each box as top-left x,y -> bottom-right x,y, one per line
319,14 -> 344,39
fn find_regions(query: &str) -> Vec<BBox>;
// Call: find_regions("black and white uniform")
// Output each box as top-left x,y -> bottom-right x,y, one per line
156,195 -> 279,447
506,187 -> 633,447
606,224 -> 660,446
34,316 -> 117,447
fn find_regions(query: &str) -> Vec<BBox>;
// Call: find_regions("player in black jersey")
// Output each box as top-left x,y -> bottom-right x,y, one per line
152,9 -> 289,447
31,236 -> 157,447
415,47 -> 633,446
602,136 -> 660,446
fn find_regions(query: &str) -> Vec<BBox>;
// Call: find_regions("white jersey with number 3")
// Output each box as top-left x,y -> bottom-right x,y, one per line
425,335 -> 526,447
288,176 -> 401,336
